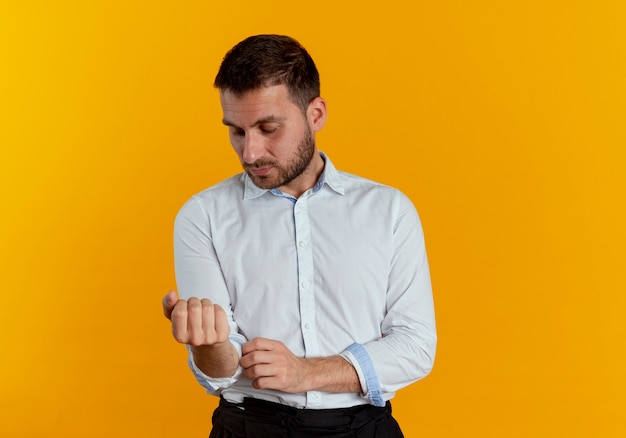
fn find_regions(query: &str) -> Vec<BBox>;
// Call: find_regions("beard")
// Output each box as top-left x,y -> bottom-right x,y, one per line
243,126 -> 316,191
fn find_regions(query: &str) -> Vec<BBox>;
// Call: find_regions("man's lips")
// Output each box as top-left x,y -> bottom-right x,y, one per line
248,166 -> 272,176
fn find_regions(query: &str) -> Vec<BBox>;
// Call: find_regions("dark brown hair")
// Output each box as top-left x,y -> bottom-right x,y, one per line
214,35 -> 320,112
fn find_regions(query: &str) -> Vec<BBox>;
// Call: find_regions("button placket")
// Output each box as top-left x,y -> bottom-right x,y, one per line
293,196 -> 321,407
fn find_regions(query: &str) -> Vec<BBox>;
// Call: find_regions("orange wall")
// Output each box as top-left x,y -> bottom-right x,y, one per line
1,1 -> 625,436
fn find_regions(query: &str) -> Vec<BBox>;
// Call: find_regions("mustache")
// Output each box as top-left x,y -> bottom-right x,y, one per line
244,159 -> 277,170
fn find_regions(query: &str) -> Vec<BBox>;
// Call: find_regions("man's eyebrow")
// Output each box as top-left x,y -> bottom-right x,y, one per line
222,115 -> 286,128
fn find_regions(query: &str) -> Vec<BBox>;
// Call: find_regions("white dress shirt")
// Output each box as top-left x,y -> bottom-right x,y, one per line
174,153 -> 436,409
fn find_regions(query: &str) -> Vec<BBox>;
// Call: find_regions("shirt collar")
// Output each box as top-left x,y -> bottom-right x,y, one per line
242,151 -> 345,200
317,152 -> 345,195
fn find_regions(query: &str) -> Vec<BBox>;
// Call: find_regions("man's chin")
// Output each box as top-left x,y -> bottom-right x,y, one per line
247,173 -> 280,190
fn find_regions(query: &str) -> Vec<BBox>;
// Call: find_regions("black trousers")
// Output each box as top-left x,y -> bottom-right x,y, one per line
209,397 -> 404,438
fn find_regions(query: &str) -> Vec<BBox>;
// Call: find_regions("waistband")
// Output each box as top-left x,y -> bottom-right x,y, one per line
218,396 -> 393,429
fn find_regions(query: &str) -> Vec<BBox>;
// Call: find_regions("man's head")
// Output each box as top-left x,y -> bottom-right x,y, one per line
216,35 -> 327,197
214,34 -> 320,113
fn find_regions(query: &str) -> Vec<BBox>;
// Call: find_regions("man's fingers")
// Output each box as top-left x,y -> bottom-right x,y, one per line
162,290 -> 178,319
213,304 -> 230,342
170,299 -> 189,343
188,298 -> 215,345
239,343 -> 304,393
243,362 -> 274,380
242,337 -> 276,355
240,349 -> 272,370
166,295 -> 231,346
201,299 -> 216,331
186,298 -> 205,344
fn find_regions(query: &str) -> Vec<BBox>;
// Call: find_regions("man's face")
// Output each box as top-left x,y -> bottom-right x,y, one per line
220,84 -> 324,196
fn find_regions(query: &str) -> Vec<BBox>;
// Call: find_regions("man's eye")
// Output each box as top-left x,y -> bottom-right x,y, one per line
260,125 -> 278,134
232,129 -> 245,137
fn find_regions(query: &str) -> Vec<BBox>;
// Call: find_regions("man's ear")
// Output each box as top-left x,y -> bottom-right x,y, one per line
307,97 -> 327,132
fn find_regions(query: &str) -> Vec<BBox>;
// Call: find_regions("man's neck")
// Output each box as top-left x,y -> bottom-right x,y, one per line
277,151 -> 325,198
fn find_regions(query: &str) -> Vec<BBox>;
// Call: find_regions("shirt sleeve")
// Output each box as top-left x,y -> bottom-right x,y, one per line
340,192 -> 437,406
173,195 -> 247,394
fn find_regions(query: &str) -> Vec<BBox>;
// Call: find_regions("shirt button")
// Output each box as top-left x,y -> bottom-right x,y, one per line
301,281 -> 310,289
311,392 -> 319,400
304,323 -> 311,330
298,240 -> 307,247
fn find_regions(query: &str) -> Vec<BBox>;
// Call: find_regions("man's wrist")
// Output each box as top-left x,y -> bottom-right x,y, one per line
190,341 -> 239,378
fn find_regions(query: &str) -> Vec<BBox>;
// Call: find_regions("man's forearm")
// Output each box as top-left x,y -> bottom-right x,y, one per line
190,341 -> 240,378
302,355 -> 361,393
241,338 -> 362,394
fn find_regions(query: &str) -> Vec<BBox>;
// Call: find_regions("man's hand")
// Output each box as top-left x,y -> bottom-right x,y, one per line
162,290 -> 229,346
162,291 -> 239,378
241,338 -> 362,394
240,338 -> 309,393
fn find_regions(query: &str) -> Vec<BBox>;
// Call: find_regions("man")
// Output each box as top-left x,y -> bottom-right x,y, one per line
162,34 -> 436,437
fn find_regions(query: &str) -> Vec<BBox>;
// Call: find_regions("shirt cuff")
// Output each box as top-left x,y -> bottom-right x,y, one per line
340,343 -> 385,407
187,338 -> 244,393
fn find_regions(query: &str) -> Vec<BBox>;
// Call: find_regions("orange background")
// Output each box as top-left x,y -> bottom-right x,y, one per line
1,1 -> 625,436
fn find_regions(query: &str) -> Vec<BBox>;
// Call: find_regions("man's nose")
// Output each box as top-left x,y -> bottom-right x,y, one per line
242,132 -> 263,164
